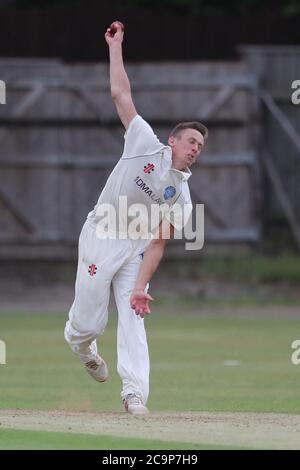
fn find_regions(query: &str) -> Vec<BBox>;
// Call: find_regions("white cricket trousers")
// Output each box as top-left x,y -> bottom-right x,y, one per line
64,219 -> 151,404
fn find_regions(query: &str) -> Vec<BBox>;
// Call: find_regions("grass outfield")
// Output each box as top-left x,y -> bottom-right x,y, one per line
0,309 -> 300,448
0,428 -> 251,450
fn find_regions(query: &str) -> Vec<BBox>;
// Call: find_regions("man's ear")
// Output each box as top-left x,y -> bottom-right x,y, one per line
168,136 -> 176,147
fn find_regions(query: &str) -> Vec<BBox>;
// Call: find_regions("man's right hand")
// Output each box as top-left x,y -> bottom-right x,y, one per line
105,22 -> 124,47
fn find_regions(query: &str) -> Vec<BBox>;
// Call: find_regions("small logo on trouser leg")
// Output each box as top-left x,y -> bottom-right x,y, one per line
88,264 -> 97,276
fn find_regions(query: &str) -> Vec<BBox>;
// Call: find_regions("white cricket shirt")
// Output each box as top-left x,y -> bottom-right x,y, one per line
87,115 -> 193,238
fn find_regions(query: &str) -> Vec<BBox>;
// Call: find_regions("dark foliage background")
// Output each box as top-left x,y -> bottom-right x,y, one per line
0,0 -> 299,61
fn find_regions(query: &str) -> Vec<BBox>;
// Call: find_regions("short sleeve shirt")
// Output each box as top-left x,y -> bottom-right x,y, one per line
88,115 -> 193,237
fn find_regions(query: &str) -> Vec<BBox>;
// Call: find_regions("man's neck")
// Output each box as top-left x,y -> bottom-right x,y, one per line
171,162 -> 188,172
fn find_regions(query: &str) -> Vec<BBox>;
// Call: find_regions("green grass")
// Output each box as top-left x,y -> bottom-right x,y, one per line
156,293 -> 300,307
0,309 -> 300,448
0,428 -> 250,450
163,255 -> 300,283
0,310 -> 300,413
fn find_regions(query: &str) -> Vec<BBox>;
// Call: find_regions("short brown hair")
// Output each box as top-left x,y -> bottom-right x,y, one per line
169,121 -> 208,140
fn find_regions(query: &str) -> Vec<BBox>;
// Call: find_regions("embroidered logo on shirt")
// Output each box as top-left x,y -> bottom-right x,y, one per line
88,264 -> 97,277
143,163 -> 155,174
164,186 -> 176,200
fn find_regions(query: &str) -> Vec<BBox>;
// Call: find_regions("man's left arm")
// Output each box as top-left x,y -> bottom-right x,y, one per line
130,219 -> 174,318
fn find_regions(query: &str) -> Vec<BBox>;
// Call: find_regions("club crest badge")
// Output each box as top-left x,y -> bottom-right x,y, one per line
164,186 -> 176,200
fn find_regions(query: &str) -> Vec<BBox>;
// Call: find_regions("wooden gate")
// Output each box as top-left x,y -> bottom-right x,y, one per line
0,59 -> 260,258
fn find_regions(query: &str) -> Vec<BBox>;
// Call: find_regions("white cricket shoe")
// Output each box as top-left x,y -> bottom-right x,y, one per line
85,355 -> 108,383
123,393 -> 149,415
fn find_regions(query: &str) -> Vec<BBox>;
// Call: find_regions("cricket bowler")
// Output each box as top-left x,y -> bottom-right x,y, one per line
64,21 -> 208,415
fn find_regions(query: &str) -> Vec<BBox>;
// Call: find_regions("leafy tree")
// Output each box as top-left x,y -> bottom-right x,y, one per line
3,0 -> 300,16
124,0 -> 300,16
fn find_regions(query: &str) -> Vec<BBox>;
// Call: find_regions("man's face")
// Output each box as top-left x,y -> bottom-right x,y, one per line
168,128 -> 204,170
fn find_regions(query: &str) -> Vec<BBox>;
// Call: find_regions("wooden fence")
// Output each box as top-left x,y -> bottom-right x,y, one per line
0,58 -> 260,259
241,46 -> 300,248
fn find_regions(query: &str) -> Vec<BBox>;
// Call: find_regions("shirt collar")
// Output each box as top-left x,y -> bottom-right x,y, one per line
170,166 -> 192,181
164,146 -> 192,181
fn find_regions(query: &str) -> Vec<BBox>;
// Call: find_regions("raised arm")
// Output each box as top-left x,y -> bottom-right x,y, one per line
130,219 -> 175,318
105,22 -> 137,129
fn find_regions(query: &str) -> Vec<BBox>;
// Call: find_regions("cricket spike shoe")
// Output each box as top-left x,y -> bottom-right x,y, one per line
85,355 -> 108,383
123,393 -> 149,415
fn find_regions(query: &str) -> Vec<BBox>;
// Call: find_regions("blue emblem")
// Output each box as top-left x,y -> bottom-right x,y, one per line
164,186 -> 176,200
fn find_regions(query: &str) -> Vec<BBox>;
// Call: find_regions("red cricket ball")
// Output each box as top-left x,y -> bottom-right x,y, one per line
109,21 -> 125,36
